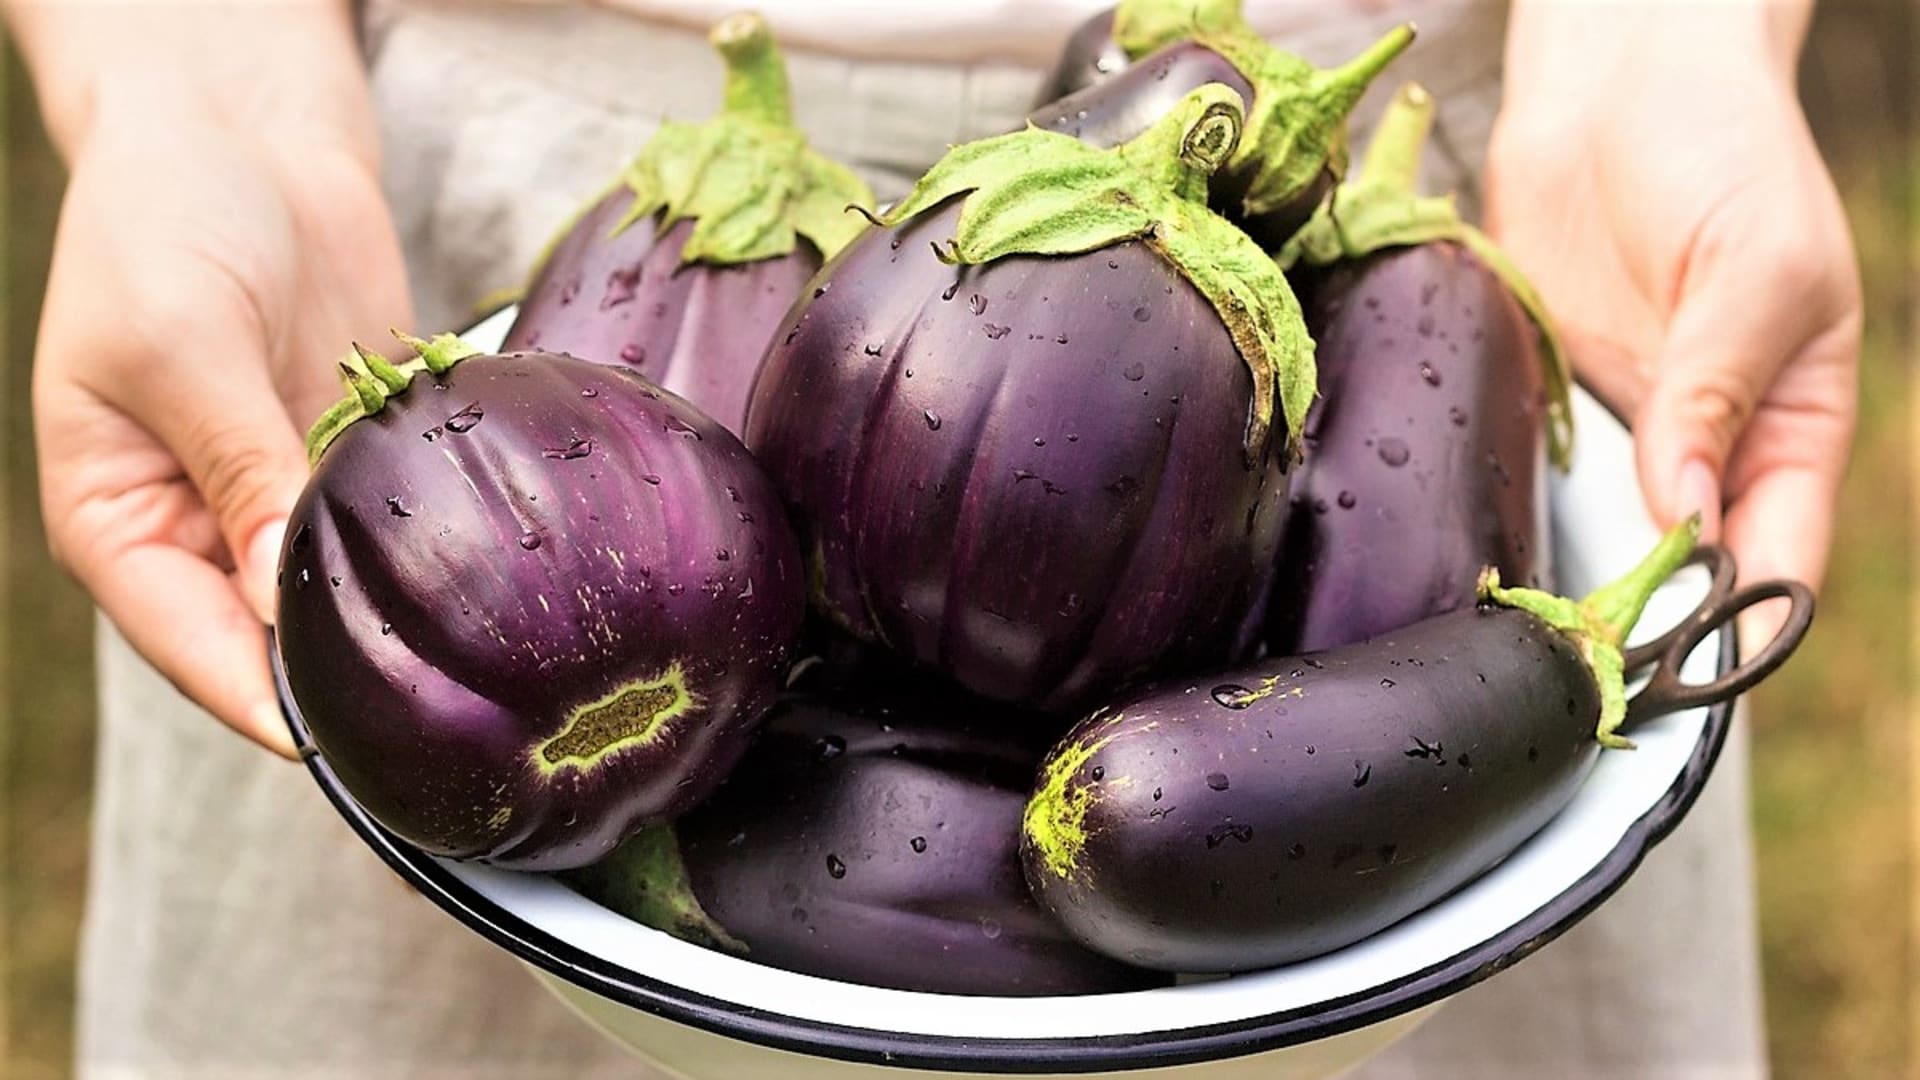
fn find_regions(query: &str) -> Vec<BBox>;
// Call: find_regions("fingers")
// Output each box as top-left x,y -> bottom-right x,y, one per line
89,538 -> 300,759
1632,228 -> 1848,546
133,357 -> 311,623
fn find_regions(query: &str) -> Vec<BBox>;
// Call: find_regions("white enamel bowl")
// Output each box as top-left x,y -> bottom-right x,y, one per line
279,306 -> 1744,1078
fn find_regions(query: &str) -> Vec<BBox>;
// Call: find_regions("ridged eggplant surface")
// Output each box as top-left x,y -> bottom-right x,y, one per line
279,350 -> 805,870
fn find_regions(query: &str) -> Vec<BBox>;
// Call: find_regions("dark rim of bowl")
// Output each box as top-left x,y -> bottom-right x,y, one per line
271,628 -> 1736,1075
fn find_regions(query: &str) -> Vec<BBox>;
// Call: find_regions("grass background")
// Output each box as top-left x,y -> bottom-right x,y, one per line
0,5 -> 1913,1077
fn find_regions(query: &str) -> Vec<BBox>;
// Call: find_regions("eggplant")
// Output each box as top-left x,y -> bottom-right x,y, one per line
1267,85 -> 1575,654
1029,0 -> 1414,248
500,13 -> 874,434
1032,8 -> 1125,105
278,334 -> 805,870
1022,522 -> 1701,972
564,693 -> 1168,995
745,86 -> 1315,713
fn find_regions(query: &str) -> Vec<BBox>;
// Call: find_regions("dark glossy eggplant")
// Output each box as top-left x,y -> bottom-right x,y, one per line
1029,0 -> 1413,249
1268,84 -> 1574,653
745,87 -> 1315,713
279,335 -> 805,870
565,693 -> 1168,995
1022,523 -> 1701,972
500,13 -> 873,434
1032,8 -> 1125,105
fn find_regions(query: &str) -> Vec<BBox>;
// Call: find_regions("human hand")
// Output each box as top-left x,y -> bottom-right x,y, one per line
1485,3 -> 1860,593
24,8 -> 412,756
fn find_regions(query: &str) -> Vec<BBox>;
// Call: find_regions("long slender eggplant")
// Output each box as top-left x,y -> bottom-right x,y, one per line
1022,523 -> 1701,972
566,693 -> 1167,995
746,87 -> 1315,713
1266,84 -> 1575,654
500,13 -> 874,434
1030,0 -> 1413,247
278,335 -> 805,870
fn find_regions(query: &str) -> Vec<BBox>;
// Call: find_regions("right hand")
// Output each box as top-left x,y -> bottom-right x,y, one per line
32,55 -> 412,756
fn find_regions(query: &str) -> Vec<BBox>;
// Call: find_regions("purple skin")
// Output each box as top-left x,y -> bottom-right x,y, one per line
745,200 -> 1292,714
664,694 -> 1169,995
501,191 -> 819,435
1024,605 -> 1601,973
1266,243 -> 1551,655
277,353 -> 805,870
1031,8 -> 1126,106
1030,42 -> 1330,247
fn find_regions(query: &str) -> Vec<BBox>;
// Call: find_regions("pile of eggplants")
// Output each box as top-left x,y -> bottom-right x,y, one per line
274,7 -> 1813,997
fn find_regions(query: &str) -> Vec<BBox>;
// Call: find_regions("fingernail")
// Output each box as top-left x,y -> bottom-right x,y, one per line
1676,459 -> 1722,540
252,702 -> 301,761
245,519 -> 289,625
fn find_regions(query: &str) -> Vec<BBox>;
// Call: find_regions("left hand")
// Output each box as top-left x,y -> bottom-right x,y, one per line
1485,4 -> 1860,592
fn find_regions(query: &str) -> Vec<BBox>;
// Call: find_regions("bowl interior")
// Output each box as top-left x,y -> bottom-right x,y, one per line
289,310 -> 1734,1068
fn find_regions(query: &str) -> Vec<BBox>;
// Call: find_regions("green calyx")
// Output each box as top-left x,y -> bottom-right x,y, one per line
883,84 -> 1316,462
1279,82 -> 1575,469
1111,0 -> 1251,58
304,331 -> 481,467
1479,516 -> 1702,749
599,11 -> 875,267
558,826 -> 746,954
1109,2 -> 1414,234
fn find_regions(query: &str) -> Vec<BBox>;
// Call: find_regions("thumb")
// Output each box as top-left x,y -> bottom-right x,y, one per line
1633,250 -> 1806,544
146,362 -> 313,623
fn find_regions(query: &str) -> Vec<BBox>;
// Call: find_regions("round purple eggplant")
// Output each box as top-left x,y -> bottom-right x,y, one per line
278,334 -> 805,870
500,12 -> 873,434
566,692 -> 1168,995
1029,0 -> 1414,249
1022,522 -> 1700,972
1267,84 -> 1575,653
745,86 -> 1316,713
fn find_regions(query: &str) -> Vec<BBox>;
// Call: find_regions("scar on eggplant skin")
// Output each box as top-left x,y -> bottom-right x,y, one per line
537,667 -> 695,769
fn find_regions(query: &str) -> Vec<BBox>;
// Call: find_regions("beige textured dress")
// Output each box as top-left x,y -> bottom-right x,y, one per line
76,3 -> 1766,1076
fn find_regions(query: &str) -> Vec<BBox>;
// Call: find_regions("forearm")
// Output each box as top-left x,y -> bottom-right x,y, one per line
1503,0 -> 1811,104
3,0 -> 372,163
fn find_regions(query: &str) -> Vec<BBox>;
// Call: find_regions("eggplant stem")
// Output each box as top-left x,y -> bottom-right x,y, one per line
710,12 -> 792,128
1480,517 -> 1703,748
1357,82 -> 1434,197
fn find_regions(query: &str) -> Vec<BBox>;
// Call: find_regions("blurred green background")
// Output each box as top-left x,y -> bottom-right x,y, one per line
0,5 -> 1913,1078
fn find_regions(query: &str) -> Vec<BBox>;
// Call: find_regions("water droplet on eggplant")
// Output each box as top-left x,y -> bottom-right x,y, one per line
1122,361 -> 1146,382
1337,490 -> 1357,509
619,343 -> 645,364
968,294 -> 988,315
444,403 -> 485,434
909,836 -> 927,853
1211,684 -> 1252,709
386,496 -> 412,518
922,409 -> 942,431
979,918 -> 1002,940
518,533 -> 541,551
1057,592 -> 1083,616
714,548 -> 731,562
983,323 -> 1011,339
825,854 -> 847,879
379,623 -> 392,636
814,734 -> 846,760
863,342 -> 883,356
1380,678 -> 1396,688
1206,772 -> 1230,791
1449,406 -> 1468,427
1420,362 -> 1441,386
602,266 -> 641,309
1377,437 -> 1411,467
543,437 -> 594,461
1352,762 -> 1372,788
1132,306 -> 1152,323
